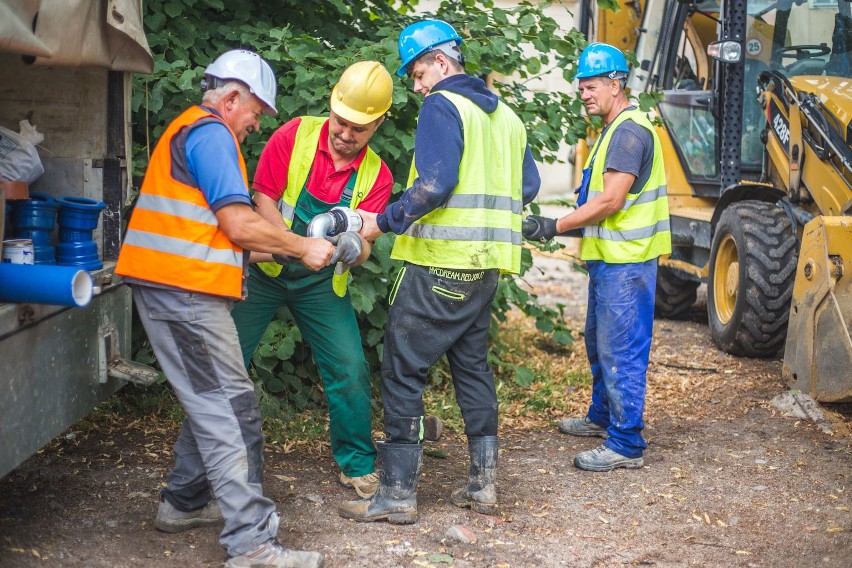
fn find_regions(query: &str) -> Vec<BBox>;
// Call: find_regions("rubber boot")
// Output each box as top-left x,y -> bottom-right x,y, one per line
451,436 -> 498,514
338,442 -> 422,524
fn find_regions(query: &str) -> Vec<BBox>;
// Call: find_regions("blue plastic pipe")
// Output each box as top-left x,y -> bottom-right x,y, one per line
0,263 -> 93,307
13,192 -> 57,264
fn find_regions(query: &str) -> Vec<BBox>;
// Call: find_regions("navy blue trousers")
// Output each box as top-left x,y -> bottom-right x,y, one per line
381,263 -> 500,443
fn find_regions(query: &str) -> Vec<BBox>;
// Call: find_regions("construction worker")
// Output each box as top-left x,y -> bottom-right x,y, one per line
524,43 -> 671,472
339,19 -> 540,524
116,50 -> 327,567
230,61 -> 394,499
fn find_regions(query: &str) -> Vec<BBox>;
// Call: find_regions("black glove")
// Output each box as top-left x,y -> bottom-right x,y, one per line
522,215 -> 558,243
327,231 -> 362,268
272,253 -> 294,265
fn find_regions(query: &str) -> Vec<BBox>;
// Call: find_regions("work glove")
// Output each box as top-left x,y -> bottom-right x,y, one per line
272,253 -> 294,265
522,215 -> 558,243
327,231 -> 362,268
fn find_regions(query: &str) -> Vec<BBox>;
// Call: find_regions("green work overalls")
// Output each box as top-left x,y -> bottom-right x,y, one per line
232,173 -> 375,477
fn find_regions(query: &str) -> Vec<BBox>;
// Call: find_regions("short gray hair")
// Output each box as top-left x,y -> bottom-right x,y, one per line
202,80 -> 252,106
592,74 -> 627,91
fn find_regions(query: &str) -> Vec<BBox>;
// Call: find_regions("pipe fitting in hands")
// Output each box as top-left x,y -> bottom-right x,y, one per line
306,207 -> 363,239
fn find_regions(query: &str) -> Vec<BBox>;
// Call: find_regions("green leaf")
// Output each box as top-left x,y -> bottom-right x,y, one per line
535,317 -> 555,333
146,12 -> 166,32
276,334 -> 296,360
427,552 -> 454,564
512,366 -> 536,387
163,2 -> 183,18
597,0 -> 622,13
423,448 -> 448,459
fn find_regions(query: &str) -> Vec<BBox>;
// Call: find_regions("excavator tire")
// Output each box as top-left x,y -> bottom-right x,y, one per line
655,265 -> 700,320
708,201 -> 797,357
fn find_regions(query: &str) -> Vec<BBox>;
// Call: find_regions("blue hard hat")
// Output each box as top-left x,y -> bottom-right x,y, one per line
397,19 -> 463,77
575,43 -> 629,80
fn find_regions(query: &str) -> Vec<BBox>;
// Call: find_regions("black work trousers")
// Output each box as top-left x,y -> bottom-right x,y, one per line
381,262 -> 500,444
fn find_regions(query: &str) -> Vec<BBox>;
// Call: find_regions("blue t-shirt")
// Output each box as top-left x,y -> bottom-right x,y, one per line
602,114 -> 654,195
184,119 -> 252,212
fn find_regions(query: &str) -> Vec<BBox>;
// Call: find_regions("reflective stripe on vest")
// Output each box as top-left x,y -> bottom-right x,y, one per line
256,116 -> 383,294
116,106 -> 246,298
580,108 -> 672,263
391,90 -> 527,273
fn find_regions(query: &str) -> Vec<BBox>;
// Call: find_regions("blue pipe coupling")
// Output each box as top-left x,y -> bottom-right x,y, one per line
12,192 -> 57,264
0,263 -> 93,307
56,196 -> 106,270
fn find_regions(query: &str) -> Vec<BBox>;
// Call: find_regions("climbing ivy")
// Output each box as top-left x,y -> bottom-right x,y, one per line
131,0 -> 598,413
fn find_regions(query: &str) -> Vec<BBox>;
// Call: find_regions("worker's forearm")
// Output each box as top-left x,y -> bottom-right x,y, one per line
217,203 -> 309,258
232,217 -> 309,257
249,252 -> 275,263
253,192 -> 288,229
555,202 -> 607,233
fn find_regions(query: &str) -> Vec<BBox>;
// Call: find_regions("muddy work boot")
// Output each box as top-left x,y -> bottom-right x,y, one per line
154,495 -> 223,533
338,442 -> 422,524
451,436 -> 498,515
225,539 -> 323,568
558,416 -> 609,439
574,443 -> 644,472
338,471 -> 379,498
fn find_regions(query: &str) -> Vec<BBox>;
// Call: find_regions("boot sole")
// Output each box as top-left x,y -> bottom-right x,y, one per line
573,458 -> 644,472
388,513 -> 418,524
558,424 -> 609,438
154,518 -> 223,533
339,510 -> 417,524
451,493 -> 498,515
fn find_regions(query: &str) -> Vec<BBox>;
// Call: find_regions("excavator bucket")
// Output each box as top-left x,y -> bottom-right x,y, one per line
783,217 -> 852,402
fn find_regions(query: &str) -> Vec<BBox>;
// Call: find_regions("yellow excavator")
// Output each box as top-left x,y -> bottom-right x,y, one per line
575,0 -> 852,401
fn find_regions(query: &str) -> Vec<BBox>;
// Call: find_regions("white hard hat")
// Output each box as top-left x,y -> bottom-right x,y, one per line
203,49 -> 278,115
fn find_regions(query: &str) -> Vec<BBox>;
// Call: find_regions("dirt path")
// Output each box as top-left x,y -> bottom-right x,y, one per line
2,253 -> 850,567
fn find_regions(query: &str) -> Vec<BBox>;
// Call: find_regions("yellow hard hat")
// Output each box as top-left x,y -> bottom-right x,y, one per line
330,61 -> 393,124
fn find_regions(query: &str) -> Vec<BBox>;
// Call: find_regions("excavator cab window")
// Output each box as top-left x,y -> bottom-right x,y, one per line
674,34 -> 703,90
656,0 -> 722,187
750,0 -> 848,78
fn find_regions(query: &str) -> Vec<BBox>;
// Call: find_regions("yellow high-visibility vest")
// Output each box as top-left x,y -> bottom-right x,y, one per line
581,109 -> 671,263
392,91 -> 526,274
257,116 -> 382,295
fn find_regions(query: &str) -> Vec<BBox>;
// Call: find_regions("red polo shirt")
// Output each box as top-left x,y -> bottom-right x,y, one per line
252,117 -> 393,213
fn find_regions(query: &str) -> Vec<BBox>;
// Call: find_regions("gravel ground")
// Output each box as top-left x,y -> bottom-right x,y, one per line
1,249 -> 849,567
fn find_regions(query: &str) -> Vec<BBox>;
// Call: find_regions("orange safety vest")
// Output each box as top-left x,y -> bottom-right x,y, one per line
116,106 -> 247,298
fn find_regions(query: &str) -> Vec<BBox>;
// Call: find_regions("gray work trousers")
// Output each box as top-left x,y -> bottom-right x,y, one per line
132,285 -> 278,557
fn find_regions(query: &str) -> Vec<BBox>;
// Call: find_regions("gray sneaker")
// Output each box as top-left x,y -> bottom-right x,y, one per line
558,416 -> 609,439
574,444 -> 644,472
154,497 -> 223,533
226,540 -> 323,568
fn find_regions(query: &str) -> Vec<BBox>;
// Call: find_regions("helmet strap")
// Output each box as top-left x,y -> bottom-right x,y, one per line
432,41 -> 465,67
201,76 -> 222,92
